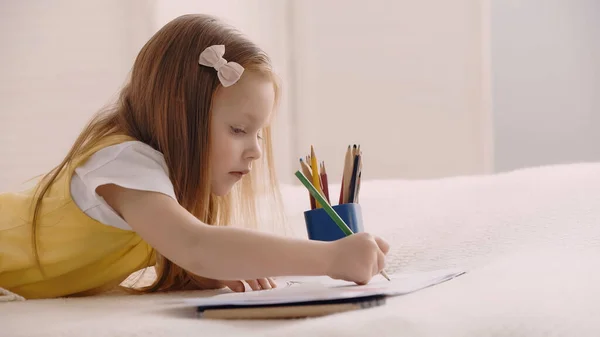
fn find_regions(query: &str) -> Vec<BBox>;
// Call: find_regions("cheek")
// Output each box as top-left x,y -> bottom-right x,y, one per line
210,131 -> 235,168
210,132 -> 225,153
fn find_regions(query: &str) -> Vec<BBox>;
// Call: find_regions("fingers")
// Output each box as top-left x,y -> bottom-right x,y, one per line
355,280 -> 369,286
257,278 -> 272,290
221,279 -> 277,292
374,236 -> 390,255
221,280 -> 245,292
245,279 -> 261,291
268,277 -> 278,289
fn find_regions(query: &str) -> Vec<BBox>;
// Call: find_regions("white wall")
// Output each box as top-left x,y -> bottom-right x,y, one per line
491,0 -> 600,172
9,1 -> 596,192
289,0 -> 492,182
0,0 -> 154,190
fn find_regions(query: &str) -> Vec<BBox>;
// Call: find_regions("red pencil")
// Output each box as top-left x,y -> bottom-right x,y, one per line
320,161 -> 330,204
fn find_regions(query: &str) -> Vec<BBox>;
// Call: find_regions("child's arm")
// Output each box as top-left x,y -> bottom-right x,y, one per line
97,184 -> 389,284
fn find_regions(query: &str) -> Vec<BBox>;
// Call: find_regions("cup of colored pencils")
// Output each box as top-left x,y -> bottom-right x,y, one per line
296,144 -> 390,281
298,144 -> 362,210
297,144 -> 364,241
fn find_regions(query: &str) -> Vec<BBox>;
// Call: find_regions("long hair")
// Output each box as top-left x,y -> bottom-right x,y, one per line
30,14 -> 285,293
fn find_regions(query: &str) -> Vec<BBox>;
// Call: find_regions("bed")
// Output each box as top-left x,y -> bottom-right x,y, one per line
3,162 -> 600,336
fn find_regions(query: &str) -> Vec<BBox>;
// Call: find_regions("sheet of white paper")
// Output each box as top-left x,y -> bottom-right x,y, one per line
181,269 -> 465,307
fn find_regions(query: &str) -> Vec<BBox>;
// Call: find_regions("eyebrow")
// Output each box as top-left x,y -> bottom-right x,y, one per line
236,110 -> 268,128
240,111 -> 258,123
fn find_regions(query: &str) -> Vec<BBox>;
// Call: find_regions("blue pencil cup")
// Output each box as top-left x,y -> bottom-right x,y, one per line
304,203 -> 364,241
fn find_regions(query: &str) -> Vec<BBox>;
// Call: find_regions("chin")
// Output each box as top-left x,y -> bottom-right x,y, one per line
211,183 -> 234,197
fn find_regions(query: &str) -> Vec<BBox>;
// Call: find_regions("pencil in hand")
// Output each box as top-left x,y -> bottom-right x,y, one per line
294,170 -> 391,281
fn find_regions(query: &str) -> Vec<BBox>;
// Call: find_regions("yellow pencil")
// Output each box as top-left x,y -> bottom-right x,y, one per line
310,146 -> 322,208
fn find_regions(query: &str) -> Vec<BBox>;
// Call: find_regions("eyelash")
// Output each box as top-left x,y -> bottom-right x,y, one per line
231,126 -> 263,140
231,126 -> 245,135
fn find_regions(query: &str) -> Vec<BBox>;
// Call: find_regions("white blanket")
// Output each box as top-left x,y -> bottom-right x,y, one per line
3,162 -> 600,336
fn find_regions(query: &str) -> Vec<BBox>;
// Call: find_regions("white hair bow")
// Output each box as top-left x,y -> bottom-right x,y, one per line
198,45 -> 244,87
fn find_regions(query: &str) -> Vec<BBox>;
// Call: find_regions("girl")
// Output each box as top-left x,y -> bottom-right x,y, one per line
0,14 -> 389,299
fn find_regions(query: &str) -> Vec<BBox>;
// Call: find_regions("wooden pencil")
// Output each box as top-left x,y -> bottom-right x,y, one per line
320,161 -> 330,203
318,162 -> 324,196
338,177 -> 345,205
356,172 -> 362,203
342,145 -> 353,204
300,158 -> 316,209
353,152 -> 362,203
310,146 -> 322,208
348,152 -> 360,203
339,146 -> 350,205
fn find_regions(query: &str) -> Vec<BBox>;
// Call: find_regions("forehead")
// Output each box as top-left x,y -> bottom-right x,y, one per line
211,71 -> 275,125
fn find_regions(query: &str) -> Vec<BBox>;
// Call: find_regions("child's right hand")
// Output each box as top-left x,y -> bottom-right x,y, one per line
326,232 -> 390,285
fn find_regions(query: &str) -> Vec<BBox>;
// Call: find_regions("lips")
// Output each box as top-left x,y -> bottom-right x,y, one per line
230,170 -> 250,176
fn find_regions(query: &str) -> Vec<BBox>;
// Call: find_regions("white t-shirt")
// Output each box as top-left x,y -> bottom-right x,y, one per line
70,141 -> 177,230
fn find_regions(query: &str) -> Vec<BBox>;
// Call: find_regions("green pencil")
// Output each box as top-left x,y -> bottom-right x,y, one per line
294,170 -> 391,281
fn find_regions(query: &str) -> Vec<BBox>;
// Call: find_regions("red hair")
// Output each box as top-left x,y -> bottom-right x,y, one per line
31,14 -> 285,293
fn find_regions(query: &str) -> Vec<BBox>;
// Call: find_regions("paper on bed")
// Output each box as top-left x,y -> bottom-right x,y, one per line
181,269 -> 465,307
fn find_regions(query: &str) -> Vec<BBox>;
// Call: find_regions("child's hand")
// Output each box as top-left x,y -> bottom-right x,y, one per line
190,276 -> 277,292
327,232 -> 390,285
220,278 -> 278,292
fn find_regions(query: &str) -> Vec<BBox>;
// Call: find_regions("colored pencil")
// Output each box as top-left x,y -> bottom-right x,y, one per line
310,146 -> 322,208
320,161 -> 330,203
342,145 -> 353,204
356,172 -> 362,203
300,158 -> 316,209
353,152 -> 362,203
348,152 -> 360,203
338,183 -> 344,205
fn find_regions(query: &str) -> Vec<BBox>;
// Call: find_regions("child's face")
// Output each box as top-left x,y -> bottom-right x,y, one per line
209,71 -> 275,196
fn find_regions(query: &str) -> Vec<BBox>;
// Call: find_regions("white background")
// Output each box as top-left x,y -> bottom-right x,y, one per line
1,0 -> 598,190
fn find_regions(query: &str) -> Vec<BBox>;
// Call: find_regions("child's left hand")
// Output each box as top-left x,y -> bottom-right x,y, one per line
220,278 -> 277,292
191,276 -> 277,292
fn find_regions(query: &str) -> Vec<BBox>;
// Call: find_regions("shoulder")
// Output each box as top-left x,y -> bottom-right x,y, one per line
74,140 -> 176,201
76,141 -> 169,177
70,140 -> 178,230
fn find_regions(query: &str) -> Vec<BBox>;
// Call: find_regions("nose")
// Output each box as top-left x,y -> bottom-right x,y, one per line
244,137 -> 262,162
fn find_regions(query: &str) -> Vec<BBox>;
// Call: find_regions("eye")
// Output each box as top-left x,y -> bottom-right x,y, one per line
230,126 -> 246,135
257,130 -> 264,140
